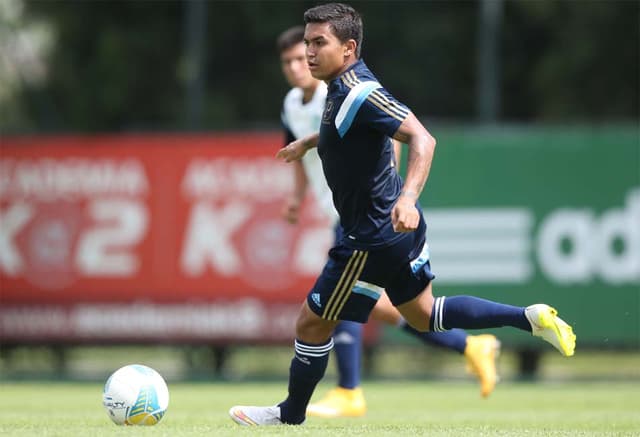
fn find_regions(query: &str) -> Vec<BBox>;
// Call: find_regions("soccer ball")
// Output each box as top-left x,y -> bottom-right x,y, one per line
102,364 -> 170,426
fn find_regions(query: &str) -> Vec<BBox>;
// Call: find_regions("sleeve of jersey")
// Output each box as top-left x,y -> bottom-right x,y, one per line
357,87 -> 410,138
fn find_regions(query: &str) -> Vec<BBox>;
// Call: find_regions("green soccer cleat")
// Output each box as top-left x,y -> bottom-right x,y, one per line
525,304 -> 576,357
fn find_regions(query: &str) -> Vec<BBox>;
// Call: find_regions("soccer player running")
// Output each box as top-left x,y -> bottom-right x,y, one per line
275,25 -> 501,418
230,3 -> 575,426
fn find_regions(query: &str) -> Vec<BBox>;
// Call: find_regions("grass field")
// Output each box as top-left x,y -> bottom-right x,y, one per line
1,380 -> 638,436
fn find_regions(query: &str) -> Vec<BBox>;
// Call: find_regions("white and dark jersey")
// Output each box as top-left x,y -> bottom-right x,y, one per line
318,60 -> 414,249
281,82 -> 339,224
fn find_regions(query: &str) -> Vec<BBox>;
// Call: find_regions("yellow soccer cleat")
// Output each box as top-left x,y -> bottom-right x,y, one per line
306,387 -> 366,418
525,304 -> 576,357
464,334 -> 501,398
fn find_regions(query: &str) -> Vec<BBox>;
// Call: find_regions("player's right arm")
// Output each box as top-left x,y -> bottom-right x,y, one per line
282,160 -> 309,224
280,117 -> 311,223
276,132 -> 319,162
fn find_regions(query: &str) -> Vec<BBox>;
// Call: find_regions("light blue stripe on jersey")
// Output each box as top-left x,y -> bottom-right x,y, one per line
352,280 -> 383,300
335,80 -> 381,138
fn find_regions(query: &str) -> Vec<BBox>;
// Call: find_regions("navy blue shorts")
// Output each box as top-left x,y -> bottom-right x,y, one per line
306,220 -> 435,323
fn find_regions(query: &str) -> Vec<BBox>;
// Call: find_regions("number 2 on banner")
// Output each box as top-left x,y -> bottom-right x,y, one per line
76,199 -> 148,275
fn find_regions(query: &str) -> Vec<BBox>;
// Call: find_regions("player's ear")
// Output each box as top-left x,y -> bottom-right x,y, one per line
344,39 -> 357,57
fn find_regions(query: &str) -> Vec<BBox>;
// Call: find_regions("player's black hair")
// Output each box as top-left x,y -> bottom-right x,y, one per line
303,3 -> 363,58
276,25 -> 305,53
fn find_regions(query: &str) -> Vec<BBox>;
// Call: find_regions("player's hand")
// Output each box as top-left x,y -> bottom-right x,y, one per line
276,138 -> 309,162
391,195 -> 420,232
282,197 -> 301,224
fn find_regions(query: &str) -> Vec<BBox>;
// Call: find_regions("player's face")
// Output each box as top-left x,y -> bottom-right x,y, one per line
304,22 -> 352,81
280,42 -> 315,90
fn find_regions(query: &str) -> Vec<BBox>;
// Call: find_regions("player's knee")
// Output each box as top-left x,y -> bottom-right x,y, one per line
417,286 -> 435,322
395,288 -> 435,332
395,306 -> 431,332
295,303 -> 336,343
405,317 -> 430,332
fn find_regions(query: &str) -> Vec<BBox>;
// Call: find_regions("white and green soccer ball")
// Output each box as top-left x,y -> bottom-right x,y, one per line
102,364 -> 170,426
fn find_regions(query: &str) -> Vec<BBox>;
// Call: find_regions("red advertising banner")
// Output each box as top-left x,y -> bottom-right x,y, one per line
0,133 -> 378,343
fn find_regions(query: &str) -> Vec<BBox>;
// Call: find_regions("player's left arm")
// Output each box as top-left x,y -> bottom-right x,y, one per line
391,113 -> 436,232
276,132 -> 320,162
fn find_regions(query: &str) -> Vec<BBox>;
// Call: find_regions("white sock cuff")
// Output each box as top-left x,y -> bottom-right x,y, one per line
294,338 -> 334,357
433,296 -> 447,332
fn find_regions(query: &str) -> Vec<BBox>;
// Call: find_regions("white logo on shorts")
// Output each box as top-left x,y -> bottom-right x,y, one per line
311,293 -> 321,307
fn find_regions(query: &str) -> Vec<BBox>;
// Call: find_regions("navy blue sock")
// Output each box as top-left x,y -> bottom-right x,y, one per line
430,295 -> 531,332
278,338 -> 333,424
332,321 -> 362,389
400,321 -> 467,354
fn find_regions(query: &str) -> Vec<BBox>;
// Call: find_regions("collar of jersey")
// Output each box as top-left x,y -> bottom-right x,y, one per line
329,59 -> 367,91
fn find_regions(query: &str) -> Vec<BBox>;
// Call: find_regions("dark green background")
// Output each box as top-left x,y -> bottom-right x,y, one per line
399,125 -> 640,348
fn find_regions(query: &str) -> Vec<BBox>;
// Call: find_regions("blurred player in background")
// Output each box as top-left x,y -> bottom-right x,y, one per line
274,25 -> 500,418
230,3 -> 575,426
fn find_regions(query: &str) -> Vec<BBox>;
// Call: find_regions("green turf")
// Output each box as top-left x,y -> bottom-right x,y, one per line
0,381 -> 638,436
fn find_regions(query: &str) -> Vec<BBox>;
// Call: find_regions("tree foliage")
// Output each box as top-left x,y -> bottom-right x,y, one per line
4,0 -> 638,132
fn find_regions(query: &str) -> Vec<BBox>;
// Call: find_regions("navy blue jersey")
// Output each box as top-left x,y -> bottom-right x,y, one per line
318,60 -> 416,249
